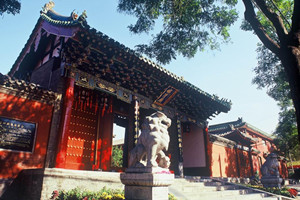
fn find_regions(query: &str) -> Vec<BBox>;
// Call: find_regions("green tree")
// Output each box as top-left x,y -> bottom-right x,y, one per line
0,0 -> 21,16
246,0 -> 299,159
252,45 -> 299,159
117,0 -> 300,142
273,107 -> 299,160
111,146 -> 123,168
252,44 -> 299,159
118,0 -> 239,64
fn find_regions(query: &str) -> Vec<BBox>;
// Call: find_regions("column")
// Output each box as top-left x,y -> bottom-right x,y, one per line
55,77 -> 74,168
235,146 -> 241,177
133,99 -> 139,146
249,146 -> 254,177
176,114 -> 184,177
100,96 -> 114,171
203,121 -> 211,176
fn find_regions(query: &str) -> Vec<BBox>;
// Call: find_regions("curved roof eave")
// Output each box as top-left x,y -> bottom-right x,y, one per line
8,18 -> 43,76
9,6 -> 232,115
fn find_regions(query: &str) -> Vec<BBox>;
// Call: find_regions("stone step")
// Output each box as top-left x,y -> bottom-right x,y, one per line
203,181 -> 226,186
182,192 -> 274,200
262,197 -> 280,200
172,192 -> 274,200
174,179 -> 225,187
185,188 -> 254,196
215,193 -> 278,200
170,177 -> 283,200
173,184 -> 239,192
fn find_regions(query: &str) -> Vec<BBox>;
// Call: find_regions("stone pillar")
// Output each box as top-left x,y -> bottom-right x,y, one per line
121,111 -> 174,200
121,173 -> 174,200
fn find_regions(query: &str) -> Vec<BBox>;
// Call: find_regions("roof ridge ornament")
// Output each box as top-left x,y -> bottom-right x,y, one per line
80,10 -> 87,19
78,10 -> 87,22
229,124 -> 235,130
41,0 -> 55,14
71,10 -> 78,20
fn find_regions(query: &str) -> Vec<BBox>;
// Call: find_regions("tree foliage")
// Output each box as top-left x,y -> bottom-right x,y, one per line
252,45 -> 299,159
0,0 -> 21,16
118,0 -> 300,143
111,146 -> 123,168
118,0 -> 238,64
252,45 -> 289,103
273,107 -> 299,160
245,0 -> 299,159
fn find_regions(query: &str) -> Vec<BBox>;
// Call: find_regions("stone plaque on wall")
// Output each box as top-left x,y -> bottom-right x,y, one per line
0,116 -> 37,152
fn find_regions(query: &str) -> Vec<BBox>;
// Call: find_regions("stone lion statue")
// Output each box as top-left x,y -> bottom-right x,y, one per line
261,153 -> 280,177
129,111 -> 171,169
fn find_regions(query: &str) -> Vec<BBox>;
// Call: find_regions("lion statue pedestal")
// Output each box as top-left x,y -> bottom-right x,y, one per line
260,153 -> 283,188
120,111 -> 174,200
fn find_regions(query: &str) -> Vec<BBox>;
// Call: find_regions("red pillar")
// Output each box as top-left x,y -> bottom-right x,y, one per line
100,97 -> 114,171
55,78 -> 75,168
203,124 -> 212,177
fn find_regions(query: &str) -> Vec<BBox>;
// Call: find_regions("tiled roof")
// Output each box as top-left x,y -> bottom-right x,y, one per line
209,118 -> 271,139
0,73 -> 57,102
39,6 -> 231,112
40,9 -> 87,27
9,4 -> 232,121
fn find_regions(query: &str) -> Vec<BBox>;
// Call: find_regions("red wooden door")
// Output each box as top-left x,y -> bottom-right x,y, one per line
65,98 -> 98,170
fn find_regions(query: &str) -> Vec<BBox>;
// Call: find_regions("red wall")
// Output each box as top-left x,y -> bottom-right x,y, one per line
210,143 -> 239,177
0,93 -> 53,178
237,149 -> 251,177
182,124 -> 206,168
209,139 -> 287,178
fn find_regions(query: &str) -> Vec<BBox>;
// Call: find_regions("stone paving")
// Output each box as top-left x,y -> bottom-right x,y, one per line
169,177 -> 296,200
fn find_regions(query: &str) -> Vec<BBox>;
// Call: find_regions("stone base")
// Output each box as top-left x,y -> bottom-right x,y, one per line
261,176 -> 283,188
125,166 -> 171,174
1,168 -> 123,200
121,172 -> 174,200
125,185 -> 169,200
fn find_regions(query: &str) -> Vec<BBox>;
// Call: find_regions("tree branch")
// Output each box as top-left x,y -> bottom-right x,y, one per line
291,0 -> 300,33
253,0 -> 288,41
242,0 -> 280,56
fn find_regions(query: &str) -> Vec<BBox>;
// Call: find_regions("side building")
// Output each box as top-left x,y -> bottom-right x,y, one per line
208,118 -> 288,179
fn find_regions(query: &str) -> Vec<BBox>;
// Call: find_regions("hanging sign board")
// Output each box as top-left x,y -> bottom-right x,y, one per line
154,86 -> 179,107
0,116 -> 37,153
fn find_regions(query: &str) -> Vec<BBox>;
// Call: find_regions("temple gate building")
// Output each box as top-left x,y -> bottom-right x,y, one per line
1,2 -> 231,181
0,2 -> 286,197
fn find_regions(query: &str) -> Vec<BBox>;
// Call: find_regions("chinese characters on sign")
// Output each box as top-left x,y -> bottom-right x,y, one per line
0,117 -> 37,152
154,86 -> 178,107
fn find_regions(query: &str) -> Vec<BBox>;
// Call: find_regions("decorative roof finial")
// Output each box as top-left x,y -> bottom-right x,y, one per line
41,0 -> 55,13
71,10 -> 78,20
80,10 -> 87,19
229,124 -> 235,130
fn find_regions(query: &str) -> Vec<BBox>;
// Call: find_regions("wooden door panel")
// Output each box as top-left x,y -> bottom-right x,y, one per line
65,104 -> 98,170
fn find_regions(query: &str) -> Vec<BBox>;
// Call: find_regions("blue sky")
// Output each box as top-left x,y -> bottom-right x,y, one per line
0,1 -> 279,134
